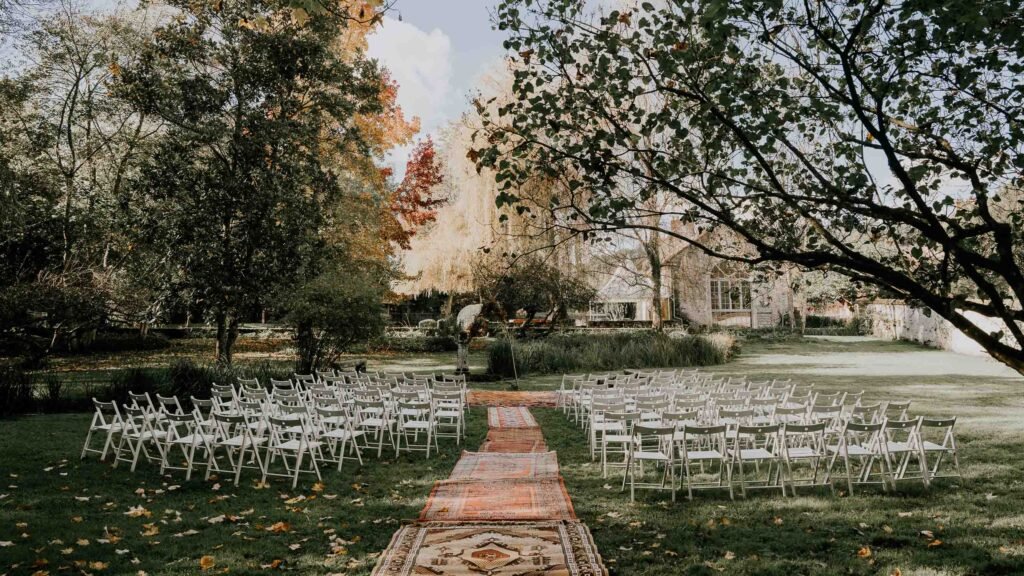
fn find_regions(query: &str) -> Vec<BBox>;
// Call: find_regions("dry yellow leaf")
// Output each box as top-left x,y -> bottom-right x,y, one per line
857,546 -> 872,558
125,506 -> 151,518
267,521 -> 291,533
89,561 -> 109,570
199,555 -> 215,571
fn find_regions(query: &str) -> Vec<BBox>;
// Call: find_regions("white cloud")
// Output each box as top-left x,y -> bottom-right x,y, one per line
368,17 -> 453,175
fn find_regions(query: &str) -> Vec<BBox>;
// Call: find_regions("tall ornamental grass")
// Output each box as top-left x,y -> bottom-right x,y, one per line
487,331 -> 737,377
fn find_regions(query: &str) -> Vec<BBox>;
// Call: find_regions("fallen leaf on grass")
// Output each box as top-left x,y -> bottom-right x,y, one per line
140,524 -> 160,537
89,561 -> 109,570
125,506 -> 152,518
199,555 -> 215,570
261,559 -> 283,569
857,546 -> 872,558
266,521 -> 291,533
927,540 -> 944,548
724,551 -> 736,560
311,482 -> 325,493
0,540 -> 14,547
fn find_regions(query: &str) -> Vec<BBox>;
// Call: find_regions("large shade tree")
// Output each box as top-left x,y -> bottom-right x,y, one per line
476,0 -> 1024,374
119,0 -> 387,363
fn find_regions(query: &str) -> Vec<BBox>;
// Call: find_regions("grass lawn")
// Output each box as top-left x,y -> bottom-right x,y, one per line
1,337 -> 1022,575
0,409 -> 488,575
539,337 -> 1024,576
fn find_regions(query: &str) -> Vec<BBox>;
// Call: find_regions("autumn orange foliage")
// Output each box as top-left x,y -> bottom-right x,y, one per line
388,138 -> 445,248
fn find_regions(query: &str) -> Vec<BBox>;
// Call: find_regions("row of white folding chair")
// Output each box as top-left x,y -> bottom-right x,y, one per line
84,389 -> 465,485
98,393 -> 365,484
617,414 -> 960,502
586,396 -> 912,468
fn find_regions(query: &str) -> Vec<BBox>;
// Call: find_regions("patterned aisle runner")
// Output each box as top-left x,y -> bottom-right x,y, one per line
372,406 -> 608,576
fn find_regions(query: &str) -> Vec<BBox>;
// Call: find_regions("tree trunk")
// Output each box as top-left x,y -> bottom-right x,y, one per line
215,312 -> 239,365
295,320 -> 317,373
646,239 -> 664,332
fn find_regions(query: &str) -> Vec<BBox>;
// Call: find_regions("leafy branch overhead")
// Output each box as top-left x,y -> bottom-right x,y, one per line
476,0 -> 1024,374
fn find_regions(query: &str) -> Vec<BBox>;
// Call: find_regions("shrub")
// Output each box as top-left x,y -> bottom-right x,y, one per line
167,359 -> 291,404
355,335 -> 458,354
74,333 -> 172,354
0,366 -> 35,416
486,331 -> 735,377
101,367 -> 168,405
805,315 -> 847,329
42,374 -> 63,411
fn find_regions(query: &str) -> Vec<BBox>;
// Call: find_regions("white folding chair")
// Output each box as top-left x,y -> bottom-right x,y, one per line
395,400 -> 435,458
261,412 -> 322,488
160,411 -> 215,480
114,405 -> 168,472
354,398 -> 393,458
826,420 -> 890,494
622,423 -> 677,502
883,417 -> 929,489
919,417 -> 962,482
780,422 -> 833,495
81,399 -> 125,461
315,404 -> 364,471
677,424 -> 733,500
601,411 -> 640,478
431,390 -> 464,443
729,424 -> 785,498
205,412 -> 266,486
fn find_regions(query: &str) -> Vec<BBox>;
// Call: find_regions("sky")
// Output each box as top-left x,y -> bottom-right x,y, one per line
0,0 -> 509,176
367,0 -> 510,176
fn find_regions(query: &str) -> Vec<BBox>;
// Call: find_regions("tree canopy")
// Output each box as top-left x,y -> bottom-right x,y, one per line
476,0 -> 1024,374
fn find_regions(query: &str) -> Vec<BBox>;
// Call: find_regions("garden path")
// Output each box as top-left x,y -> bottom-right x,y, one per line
371,406 -> 608,575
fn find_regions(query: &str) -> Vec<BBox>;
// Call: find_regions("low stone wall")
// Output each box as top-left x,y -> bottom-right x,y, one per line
865,302 -> 1007,357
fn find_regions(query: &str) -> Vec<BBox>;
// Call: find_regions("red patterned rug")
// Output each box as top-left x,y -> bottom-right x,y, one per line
450,451 -> 560,481
480,428 -> 549,453
488,406 -> 539,428
468,390 -> 559,407
371,521 -> 607,576
420,478 -> 576,522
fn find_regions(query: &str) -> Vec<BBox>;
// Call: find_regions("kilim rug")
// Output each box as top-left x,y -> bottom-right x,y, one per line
468,390 -> 559,407
488,406 -> 539,428
420,478 -> 576,521
480,428 -> 549,453
371,521 -> 607,576
449,451 -> 560,481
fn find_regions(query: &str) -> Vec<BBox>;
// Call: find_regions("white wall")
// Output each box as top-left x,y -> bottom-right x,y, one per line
866,302 -> 1009,357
